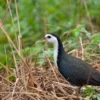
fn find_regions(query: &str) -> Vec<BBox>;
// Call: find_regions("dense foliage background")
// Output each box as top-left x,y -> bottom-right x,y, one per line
0,0 -> 100,99
0,0 -> 100,65
0,0 -> 100,61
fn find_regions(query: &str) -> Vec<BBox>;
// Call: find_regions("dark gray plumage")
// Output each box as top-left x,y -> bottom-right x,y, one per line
45,33 -> 100,86
58,53 -> 100,86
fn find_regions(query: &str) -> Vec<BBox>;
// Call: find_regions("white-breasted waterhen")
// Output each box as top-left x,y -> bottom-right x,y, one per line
45,33 -> 100,87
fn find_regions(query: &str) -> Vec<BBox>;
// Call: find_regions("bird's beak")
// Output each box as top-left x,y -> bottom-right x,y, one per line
35,37 -> 46,44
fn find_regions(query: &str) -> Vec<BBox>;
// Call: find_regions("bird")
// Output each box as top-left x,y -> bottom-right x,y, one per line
44,33 -> 100,87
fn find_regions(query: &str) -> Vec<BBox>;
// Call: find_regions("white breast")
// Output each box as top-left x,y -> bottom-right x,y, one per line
53,41 -> 59,68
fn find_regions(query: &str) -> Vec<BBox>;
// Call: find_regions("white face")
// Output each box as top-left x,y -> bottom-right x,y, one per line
45,34 -> 57,44
45,34 -> 59,67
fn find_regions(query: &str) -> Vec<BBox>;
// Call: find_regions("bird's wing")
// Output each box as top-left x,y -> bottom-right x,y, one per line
59,54 -> 100,86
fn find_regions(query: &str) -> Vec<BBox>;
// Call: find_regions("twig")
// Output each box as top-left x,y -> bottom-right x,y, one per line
11,78 -> 19,100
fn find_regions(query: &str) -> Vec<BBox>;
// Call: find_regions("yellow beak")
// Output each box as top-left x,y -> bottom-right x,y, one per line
35,37 -> 46,44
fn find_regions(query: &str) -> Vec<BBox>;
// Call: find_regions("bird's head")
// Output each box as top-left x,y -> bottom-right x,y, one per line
45,34 -> 58,45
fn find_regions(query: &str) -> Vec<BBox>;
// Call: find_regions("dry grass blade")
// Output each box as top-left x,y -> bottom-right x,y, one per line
0,20 -> 25,65
0,20 -> 35,87
11,78 -> 19,100
82,0 -> 94,33
79,37 -> 84,60
0,62 -> 13,74
46,56 -> 60,82
6,0 -> 18,45
0,61 -> 85,100
14,0 -> 21,35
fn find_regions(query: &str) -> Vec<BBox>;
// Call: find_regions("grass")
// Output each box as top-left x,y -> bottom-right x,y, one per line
0,0 -> 100,100
0,22 -> 100,99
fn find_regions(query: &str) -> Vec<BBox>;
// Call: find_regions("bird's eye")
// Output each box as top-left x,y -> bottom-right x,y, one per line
47,36 -> 51,39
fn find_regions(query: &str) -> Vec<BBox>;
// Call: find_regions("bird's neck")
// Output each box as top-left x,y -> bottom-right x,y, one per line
53,38 -> 65,67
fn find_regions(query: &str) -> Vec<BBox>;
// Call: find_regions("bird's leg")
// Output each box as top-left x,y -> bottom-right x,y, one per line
75,87 -> 81,100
